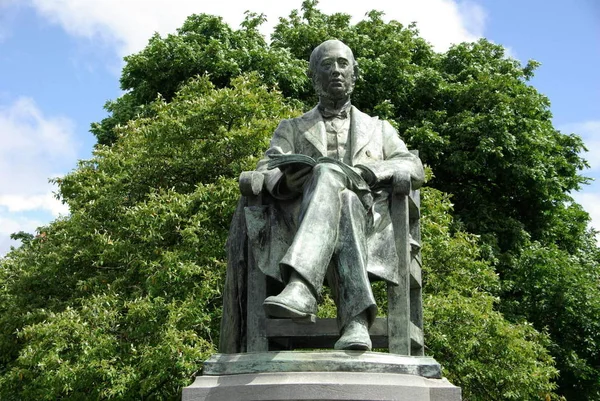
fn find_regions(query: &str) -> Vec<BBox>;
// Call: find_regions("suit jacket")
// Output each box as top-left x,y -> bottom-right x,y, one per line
246,105 -> 425,285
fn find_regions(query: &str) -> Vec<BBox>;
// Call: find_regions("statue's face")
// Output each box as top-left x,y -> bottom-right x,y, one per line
313,42 -> 355,100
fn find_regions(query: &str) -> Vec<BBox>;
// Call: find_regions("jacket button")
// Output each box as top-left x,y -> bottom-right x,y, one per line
366,150 -> 372,157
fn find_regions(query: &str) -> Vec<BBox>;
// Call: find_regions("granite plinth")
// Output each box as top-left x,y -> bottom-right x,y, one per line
182,352 -> 461,400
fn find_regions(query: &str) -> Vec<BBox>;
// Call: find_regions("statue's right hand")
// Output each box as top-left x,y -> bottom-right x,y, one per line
283,165 -> 312,193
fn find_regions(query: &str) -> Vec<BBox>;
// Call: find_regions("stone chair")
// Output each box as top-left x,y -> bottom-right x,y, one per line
238,153 -> 424,356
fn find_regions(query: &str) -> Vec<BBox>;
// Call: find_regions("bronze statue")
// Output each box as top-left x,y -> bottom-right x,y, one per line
220,39 -> 424,353
256,39 -> 424,350
189,40 -> 463,401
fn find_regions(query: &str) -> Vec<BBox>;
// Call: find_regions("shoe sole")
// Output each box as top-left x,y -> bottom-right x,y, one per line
334,341 -> 371,351
263,300 -> 316,324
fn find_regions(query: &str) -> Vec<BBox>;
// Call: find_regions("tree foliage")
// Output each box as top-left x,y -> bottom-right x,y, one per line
0,75 -> 298,399
502,237 -> 600,400
421,184 -> 558,400
2,1 -> 599,399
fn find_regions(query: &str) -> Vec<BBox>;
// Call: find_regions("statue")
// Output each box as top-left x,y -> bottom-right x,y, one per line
187,40 -> 462,401
220,39 -> 424,353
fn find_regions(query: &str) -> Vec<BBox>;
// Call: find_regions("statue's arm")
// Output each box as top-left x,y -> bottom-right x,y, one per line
255,119 -> 299,199
357,120 -> 425,190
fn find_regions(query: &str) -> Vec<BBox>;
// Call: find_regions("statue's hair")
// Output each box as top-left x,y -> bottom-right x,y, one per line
307,39 -> 359,80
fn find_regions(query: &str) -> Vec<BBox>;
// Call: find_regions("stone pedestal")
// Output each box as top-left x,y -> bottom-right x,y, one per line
183,351 -> 461,401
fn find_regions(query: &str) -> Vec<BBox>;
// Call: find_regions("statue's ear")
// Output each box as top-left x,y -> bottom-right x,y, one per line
353,64 -> 360,81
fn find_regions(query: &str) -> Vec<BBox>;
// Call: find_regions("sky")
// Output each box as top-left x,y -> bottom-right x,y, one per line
0,0 -> 599,255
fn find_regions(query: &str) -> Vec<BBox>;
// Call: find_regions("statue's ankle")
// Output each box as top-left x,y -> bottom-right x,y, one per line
288,271 -> 318,298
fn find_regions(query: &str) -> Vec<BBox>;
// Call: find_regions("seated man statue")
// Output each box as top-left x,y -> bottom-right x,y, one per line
252,39 -> 425,351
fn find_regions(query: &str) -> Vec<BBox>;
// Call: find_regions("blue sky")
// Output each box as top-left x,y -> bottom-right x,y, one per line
0,0 -> 599,255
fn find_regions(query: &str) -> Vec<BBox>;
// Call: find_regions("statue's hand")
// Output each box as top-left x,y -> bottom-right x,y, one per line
283,165 -> 312,193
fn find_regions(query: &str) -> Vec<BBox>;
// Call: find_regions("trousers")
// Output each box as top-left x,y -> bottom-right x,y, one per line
279,163 -> 377,330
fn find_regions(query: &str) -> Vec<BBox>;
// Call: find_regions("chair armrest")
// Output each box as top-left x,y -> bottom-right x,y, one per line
392,171 -> 411,196
239,171 -> 264,196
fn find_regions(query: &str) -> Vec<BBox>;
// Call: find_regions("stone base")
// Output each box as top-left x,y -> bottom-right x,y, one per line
183,371 -> 461,400
182,352 -> 461,400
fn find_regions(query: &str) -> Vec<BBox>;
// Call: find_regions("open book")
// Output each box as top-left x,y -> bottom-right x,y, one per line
267,154 -> 370,192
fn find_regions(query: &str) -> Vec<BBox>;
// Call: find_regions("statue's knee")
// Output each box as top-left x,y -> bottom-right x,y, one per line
312,163 -> 345,185
313,163 -> 338,177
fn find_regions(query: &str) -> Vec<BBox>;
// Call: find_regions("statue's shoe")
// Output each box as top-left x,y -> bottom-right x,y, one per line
263,281 -> 317,320
334,319 -> 372,351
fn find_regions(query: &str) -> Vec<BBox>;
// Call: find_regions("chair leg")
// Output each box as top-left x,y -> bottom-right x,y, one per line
246,251 -> 268,352
245,196 -> 269,352
388,194 -> 411,355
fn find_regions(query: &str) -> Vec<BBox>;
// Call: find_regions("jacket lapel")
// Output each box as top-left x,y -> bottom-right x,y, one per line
351,106 -> 376,162
297,106 -> 327,157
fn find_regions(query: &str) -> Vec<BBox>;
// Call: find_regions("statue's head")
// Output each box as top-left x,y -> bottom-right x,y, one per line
308,39 -> 359,100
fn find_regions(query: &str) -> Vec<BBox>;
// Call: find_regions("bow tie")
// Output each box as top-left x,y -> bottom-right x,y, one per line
319,108 -> 349,119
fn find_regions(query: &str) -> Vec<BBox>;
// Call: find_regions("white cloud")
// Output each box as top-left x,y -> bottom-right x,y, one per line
300,0 -> 486,52
0,193 -> 68,216
25,0 -> 487,57
0,97 -> 77,255
0,97 -> 77,194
